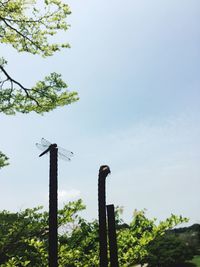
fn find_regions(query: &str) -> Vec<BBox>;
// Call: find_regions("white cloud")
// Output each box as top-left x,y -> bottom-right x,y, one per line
58,189 -> 81,202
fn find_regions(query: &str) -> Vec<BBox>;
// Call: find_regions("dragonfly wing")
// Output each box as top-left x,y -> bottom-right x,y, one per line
57,146 -> 73,157
57,152 -> 71,161
41,138 -> 51,147
36,143 -> 49,156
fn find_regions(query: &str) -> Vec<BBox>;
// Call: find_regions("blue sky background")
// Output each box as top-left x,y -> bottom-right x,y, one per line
1,0 -> 200,225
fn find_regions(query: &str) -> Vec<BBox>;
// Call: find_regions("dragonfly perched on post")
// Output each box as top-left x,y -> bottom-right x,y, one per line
36,138 -> 73,267
36,138 -> 74,160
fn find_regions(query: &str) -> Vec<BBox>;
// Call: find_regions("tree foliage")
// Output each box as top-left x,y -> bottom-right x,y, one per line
0,63 -> 78,115
117,209 -> 189,266
0,151 -> 9,169
0,0 -> 79,167
0,199 -> 86,266
0,0 -> 79,115
145,233 -> 195,267
0,200 -> 189,267
0,0 -> 71,56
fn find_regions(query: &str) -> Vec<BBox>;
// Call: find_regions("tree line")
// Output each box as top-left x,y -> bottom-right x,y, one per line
0,199 -> 194,267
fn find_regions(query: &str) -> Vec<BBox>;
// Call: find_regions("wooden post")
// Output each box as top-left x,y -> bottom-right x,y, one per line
107,204 -> 119,267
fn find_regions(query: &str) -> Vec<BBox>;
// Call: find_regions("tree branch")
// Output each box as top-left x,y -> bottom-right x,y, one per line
0,17 -> 44,52
0,65 -> 41,107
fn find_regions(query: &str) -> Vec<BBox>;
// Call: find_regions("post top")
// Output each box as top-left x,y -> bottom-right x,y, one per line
99,165 -> 111,177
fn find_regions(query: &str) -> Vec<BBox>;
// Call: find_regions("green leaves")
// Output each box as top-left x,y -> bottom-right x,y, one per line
0,71 -> 79,115
145,234 -> 195,267
0,151 -> 9,168
117,209 -> 188,266
0,200 -> 86,266
0,0 -> 79,116
0,200 -> 189,266
0,1 -> 79,167
0,0 -> 71,57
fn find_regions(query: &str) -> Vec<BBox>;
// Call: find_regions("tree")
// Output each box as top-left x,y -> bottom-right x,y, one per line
145,233 -> 195,267
0,201 -> 189,266
0,0 -> 79,166
117,209 -> 189,266
0,199 -> 86,266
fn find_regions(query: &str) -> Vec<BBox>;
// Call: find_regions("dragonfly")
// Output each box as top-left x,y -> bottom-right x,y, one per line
36,138 -> 73,161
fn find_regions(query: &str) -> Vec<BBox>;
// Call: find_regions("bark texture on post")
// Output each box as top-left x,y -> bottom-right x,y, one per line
107,204 -> 119,267
49,146 -> 58,267
98,165 -> 111,267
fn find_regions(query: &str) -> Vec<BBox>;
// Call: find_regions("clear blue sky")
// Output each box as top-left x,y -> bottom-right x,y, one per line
1,0 -> 200,225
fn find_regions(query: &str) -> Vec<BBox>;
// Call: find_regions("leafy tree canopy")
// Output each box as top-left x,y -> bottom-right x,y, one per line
0,200 -> 189,266
0,0 -> 79,115
0,0 -> 79,167
117,209 -> 189,266
145,233 -> 195,267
